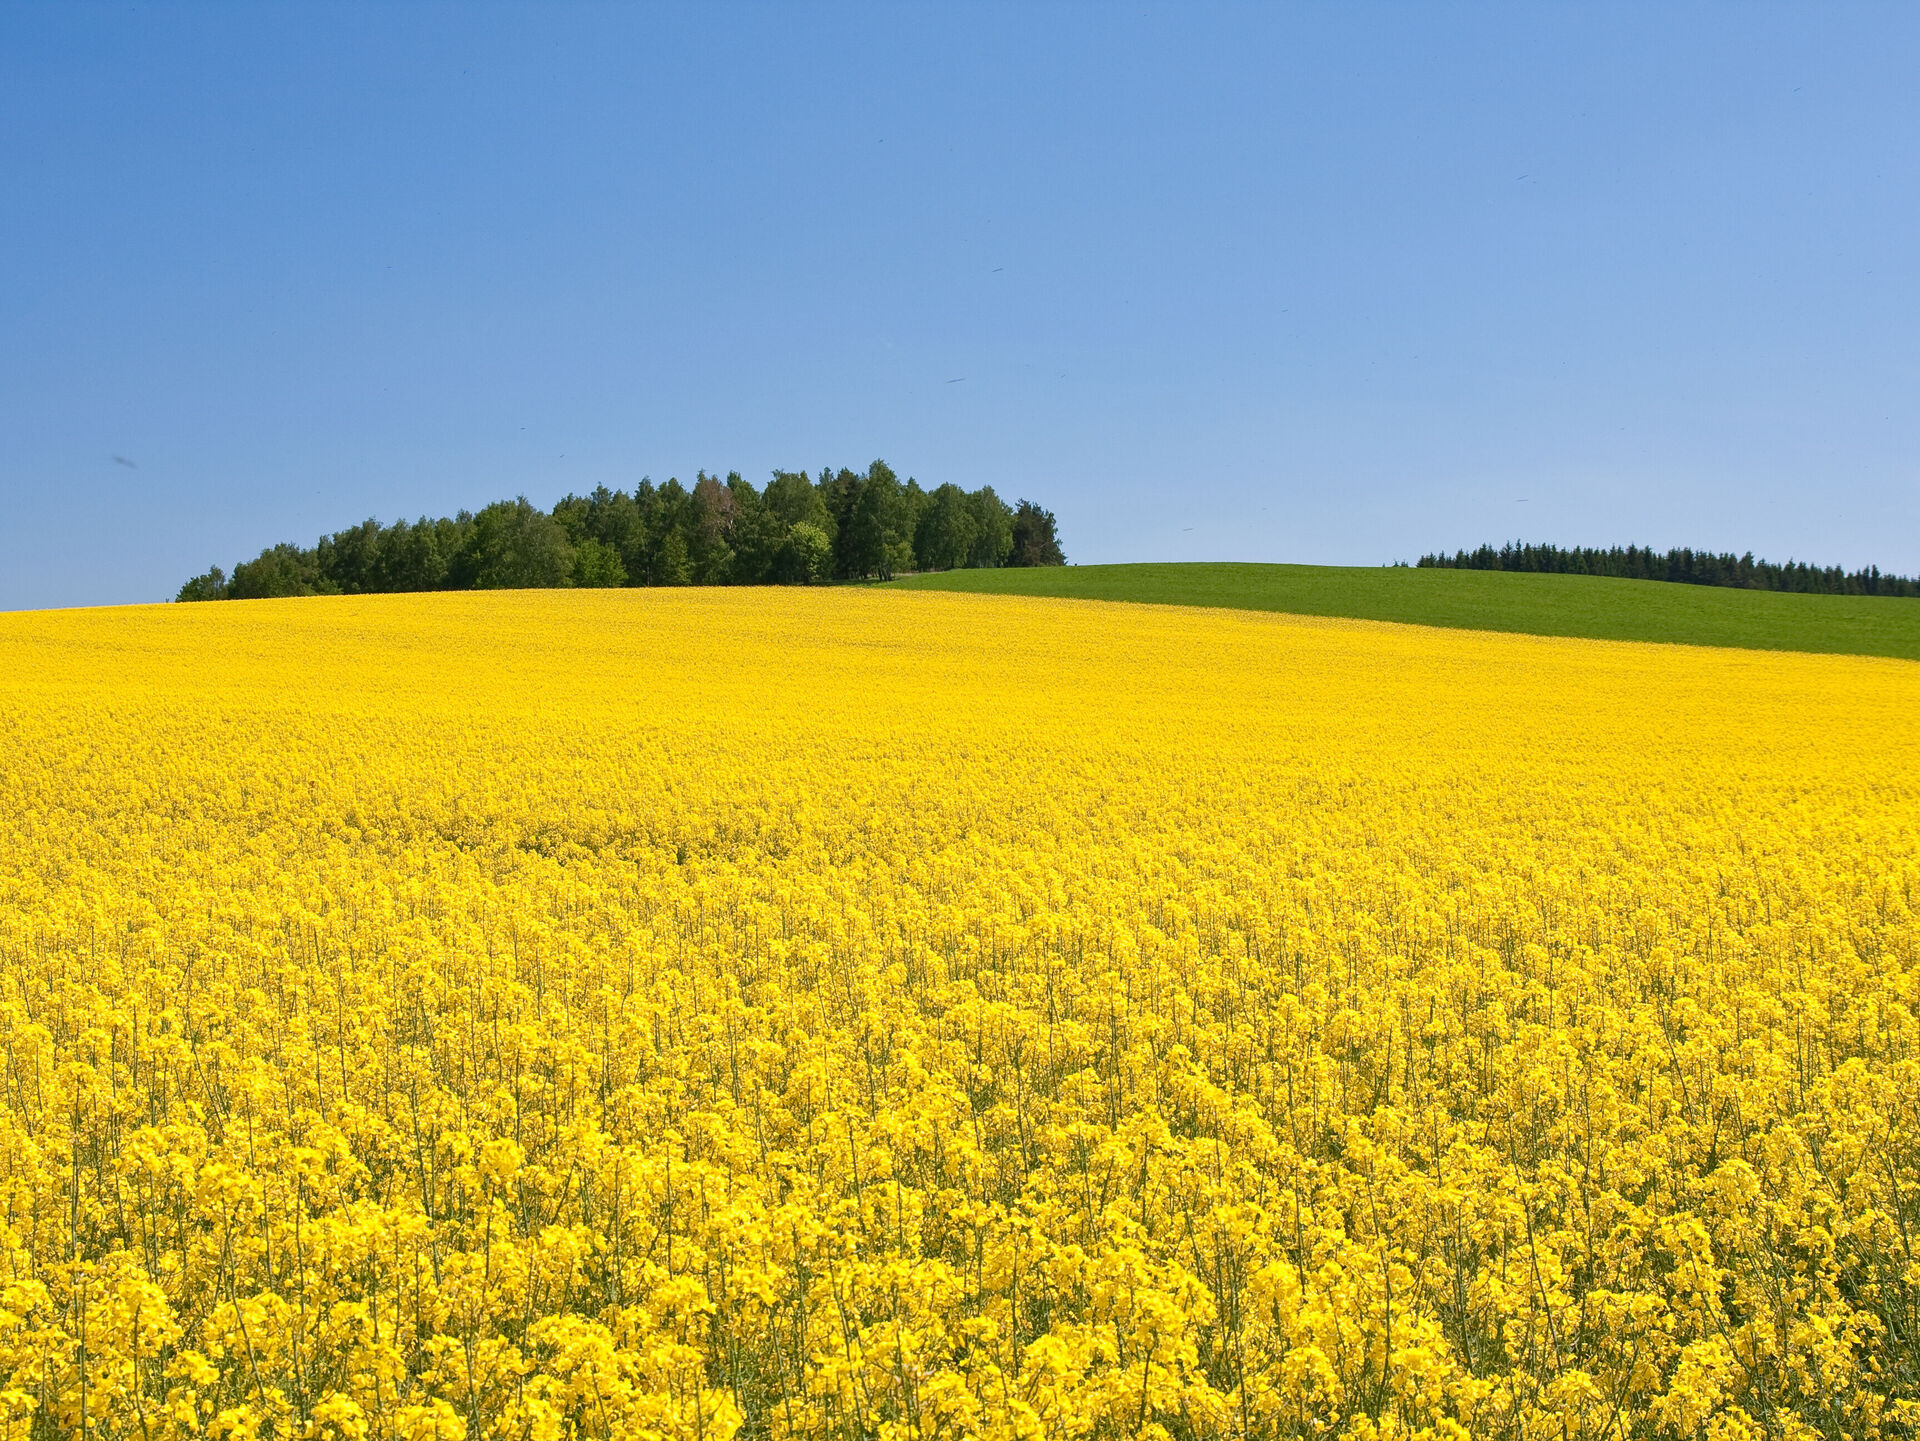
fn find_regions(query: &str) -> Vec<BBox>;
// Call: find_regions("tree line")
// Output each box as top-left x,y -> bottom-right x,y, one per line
1417,542 -> 1919,597
177,461 -> 1065,600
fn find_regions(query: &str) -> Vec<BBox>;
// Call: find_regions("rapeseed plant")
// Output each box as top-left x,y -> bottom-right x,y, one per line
0,589 -> 1915,1440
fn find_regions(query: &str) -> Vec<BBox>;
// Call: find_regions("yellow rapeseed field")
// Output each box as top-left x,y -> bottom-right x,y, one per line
1,589 -> 1917,1441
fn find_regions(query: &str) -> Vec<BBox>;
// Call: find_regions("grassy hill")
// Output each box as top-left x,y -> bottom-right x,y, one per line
886,561 -> 1920,660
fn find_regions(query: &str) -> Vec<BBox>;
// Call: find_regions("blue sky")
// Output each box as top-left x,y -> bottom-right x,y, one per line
3,4 -> 1916,608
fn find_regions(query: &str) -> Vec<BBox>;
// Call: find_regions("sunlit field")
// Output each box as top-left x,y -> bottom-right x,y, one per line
888,561 -> 1920,660
2,589 -> 1917,1440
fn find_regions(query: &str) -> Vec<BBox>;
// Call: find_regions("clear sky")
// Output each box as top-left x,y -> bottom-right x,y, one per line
3,4 -> 1916,609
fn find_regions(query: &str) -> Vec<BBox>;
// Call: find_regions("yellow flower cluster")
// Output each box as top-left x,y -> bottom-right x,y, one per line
1,589 -> 1917,1441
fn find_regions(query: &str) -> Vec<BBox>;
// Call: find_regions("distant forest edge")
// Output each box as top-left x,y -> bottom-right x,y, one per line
176,461 -> 1065,600
1418,542 -> 1919,597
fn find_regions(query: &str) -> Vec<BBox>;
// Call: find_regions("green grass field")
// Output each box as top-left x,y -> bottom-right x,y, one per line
886,562 -> 1920,660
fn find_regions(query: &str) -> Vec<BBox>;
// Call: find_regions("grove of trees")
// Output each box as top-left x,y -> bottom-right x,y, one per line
1418,541 -> 1919,596
177,462 -> 1066,601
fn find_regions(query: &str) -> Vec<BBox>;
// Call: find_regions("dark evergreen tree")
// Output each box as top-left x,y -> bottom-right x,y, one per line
820,467 -> 866,580
642,479 -> 694,587
687,473 -> 738,584
896,478 -> 928,572
1009,500 -> 1066,566
615,481 -> 658,584
1417,542 -> 1919,596
844,461 -> 906,579
964,486 -> 1014,569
